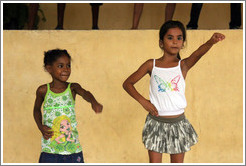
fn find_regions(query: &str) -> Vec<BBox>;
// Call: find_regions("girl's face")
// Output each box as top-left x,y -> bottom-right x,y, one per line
160,27 -> 184,56
46,55 -> 71,82
60,119 -> 71,132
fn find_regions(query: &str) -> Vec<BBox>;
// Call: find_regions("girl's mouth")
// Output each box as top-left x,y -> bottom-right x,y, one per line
61,75 -> 69,76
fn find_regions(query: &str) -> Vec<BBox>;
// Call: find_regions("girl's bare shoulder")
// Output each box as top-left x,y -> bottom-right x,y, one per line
142,59 -> 154,70
145,59 -> 154,64
36,84 -> 48,97
70,82 -> 85,93
70,82 -> 81,89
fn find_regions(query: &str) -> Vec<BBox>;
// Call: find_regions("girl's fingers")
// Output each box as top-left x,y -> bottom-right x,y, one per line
214,33 -> 225,41
145,102 -> 158,116
44,132 -> 53,139
43,134 -> 49,140
150,108 -> 158,116
46,130 -> 53,134
44,132 -> 52,137
148,109 -> 154,116
43,126 -> 53,134
153,108 -> 158,116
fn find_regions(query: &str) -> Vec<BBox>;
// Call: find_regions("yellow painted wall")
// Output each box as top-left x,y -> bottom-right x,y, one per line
3,29 -> 243,163
34,3 -> 243,30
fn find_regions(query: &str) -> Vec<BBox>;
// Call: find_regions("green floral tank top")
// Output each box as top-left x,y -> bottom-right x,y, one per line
41,83 -> 82,155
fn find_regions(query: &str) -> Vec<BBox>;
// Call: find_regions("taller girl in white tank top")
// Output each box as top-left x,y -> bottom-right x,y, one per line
123,20 -> 225,163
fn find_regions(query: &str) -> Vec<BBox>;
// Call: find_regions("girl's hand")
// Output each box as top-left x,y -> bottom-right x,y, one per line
209,33 -> 225,44
140,99 -> 159,116
92,102 -> 103,114
40,125 -> 53,140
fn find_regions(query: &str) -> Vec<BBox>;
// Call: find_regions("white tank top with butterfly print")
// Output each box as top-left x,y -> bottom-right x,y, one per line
149,59 -> 187,116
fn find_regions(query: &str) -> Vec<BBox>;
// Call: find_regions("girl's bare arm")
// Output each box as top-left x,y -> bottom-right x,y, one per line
72,83 -> 103,113
33,85 -> 53,139
182,33 -> 225,74
123,59 -> 159,116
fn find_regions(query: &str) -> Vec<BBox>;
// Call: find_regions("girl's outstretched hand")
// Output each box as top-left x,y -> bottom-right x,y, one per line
92,102 -> 103,114
209,33 -> 225,44
40,125 -> 53,140
140,99 -> 159,117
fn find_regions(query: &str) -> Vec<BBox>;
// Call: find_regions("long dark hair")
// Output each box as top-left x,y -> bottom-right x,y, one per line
159,20 -> 186,60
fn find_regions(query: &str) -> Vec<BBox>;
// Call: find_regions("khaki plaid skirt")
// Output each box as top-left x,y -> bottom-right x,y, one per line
142,113 -> 198,154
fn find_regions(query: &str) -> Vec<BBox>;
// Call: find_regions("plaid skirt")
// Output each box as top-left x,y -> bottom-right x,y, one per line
142,113 -> 198,154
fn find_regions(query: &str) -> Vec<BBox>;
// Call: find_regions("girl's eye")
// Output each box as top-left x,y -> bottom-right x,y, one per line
167,36 -> 173,40
61,126 -> 64,129
67,64 -> 71,68
58,64 -> 63,68
178,36 -> 183,40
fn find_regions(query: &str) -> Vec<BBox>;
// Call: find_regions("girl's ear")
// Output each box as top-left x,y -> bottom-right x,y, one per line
159,40 -> 164,49
45,65 -> 52,73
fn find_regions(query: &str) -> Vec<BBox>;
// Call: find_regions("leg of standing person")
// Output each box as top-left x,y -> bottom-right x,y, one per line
170,153 -> 185,163
90,3 -> 103,30
55,3 -> 66,29
165,3 -> 176,22
186,3 -> 203,29
131,3 -> 144,29
229,3 -> 241,29
27,3 -> 39,30
148,150 -> 162,163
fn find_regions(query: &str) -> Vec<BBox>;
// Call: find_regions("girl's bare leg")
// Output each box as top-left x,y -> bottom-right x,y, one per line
170,153 -> 185,163
91,4 -> 100,29
131,3 -> 144,29
56,3 -> 66,29
165,3 -> 176,22
148,150 -> 162,163
28,3 -> 39,29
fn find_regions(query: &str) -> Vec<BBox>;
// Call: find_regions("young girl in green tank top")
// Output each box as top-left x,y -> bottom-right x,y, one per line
33,49 -> 103,163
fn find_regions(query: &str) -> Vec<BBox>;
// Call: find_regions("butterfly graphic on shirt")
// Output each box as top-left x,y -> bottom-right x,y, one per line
154,75 -> 180,92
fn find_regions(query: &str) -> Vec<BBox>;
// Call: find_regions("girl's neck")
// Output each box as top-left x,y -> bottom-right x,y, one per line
50,80 -> 68,89
161,53 -> 179,62
156,54 -> 179,68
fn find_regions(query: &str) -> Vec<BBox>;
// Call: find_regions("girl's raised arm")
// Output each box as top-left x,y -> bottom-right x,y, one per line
123,59 -> 159,116
72,83 -> 103,113
182,33 -> 225,73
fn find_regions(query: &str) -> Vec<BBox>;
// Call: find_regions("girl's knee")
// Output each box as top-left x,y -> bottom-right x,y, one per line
148,150 -> 162,163
170,153 -> 185,163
